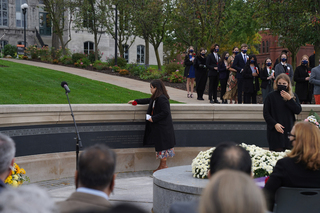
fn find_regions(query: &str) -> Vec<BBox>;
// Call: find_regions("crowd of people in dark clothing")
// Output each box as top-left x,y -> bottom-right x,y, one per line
184,43 -> 317,105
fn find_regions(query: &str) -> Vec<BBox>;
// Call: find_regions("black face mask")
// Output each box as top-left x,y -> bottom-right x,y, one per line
277,84 -> 287,92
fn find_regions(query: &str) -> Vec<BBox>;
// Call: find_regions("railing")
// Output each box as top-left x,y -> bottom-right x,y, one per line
35,27 -> 45,47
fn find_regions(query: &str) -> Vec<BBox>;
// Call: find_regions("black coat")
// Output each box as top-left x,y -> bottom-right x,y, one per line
135,94 -> 176,152
218,61 -> 228,80
242,65 -> 260,93
194,56 -> 208,91
263,91 -> 301,150
264,157 -> 320,211
184,54 -> 194,77
206,53 -> 220,77
294,65 -> 312,102
232,53 -> 247,79
260,67 -> 273,89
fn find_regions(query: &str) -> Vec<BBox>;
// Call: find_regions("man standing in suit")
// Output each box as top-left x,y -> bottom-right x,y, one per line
169,142 -> 252,213
206,44 -> 220,104
310,58 -> 320,104
0,133 -> 15,194
57,144 -> 116,213
232,43 -> 248,104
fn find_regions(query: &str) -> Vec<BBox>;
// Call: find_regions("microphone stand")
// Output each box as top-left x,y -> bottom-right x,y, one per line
65,92 -> 83,171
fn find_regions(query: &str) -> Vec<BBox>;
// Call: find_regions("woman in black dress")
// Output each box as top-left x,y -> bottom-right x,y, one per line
194,47 -> 208,100
263,73 -> 302,152
260,58 -> 275,103
294,55 -> 312,104
218,51 -> 230,103
242,55 -> 260,104
128,79 -> 176,173
264,121 -> 320,211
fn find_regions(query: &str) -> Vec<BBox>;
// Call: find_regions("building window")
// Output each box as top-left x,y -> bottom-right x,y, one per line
266,40 -> 269,53
84,41 -> 94,54
16,0 -> 27,28
0,0 -> 8,26
122,44 -> 129,62
137,45 -> 145,64
262,41 -> 265,53
258,44 -> 261,54
0,40 -> 8,50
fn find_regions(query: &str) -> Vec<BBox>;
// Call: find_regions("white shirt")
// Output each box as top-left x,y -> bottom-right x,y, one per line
77,187 -> 109,200
214,52 -> 218,62
241,52 -> 247,62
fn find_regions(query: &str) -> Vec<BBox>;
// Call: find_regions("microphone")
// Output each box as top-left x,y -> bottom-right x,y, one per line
61,81 -> 70,93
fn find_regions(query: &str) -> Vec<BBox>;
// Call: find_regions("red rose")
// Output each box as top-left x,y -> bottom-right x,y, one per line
269,66 -> 272,70
286,72 -> 289,75
265,176 -> 270,184
132,101 -> 137,106
193,53 -> 196,56
254,67 -> 257,70
308,71 -> 311,74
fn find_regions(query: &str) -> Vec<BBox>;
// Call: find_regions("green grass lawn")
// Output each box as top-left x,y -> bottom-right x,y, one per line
0,60 -> 180,104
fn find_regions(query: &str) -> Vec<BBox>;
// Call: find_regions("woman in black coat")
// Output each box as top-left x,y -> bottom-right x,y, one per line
218,51 -> 230,103
128,79 -> 176,173
242,55 -> 260,104
263,73 -> 301,152
194,47 -> 208,100
264,121 -> 320,211
260,58 -> 275,103
294,55 -> 312,104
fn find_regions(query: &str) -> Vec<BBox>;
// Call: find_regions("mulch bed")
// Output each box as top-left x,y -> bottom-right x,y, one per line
28,59 -> 264,103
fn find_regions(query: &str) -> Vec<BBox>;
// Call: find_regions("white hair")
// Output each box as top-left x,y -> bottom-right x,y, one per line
0,133 -> 15,174
0,185 -> 58,213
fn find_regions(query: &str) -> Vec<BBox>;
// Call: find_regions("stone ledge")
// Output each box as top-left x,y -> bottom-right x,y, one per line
0,104 -> 318,127
15,147 -> 212,183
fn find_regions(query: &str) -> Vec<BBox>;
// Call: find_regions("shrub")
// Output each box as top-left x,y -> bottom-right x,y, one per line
112,65 -> 120,72
75,57 -> 91,68
22,55 -> 28,60
164,62 -> 184,75
72,53 -> 86,63
106,56 -> 127,68
61,56 -> 73,65
88,51 -> 102,63
140,67 -> 162,80
51,47 -> 64,60
93,60 -> 108,70
52,59 -> 59,64
3,44 -> 17,58
25,45 -> 39,59
127,63 -> 147,76
38,46 -> 52,61
119,69 -> 129,75
167,71 -> 185,83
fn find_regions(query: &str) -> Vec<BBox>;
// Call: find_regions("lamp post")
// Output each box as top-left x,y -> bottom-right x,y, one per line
21,3 -> 28,56
114,4 -> 118,66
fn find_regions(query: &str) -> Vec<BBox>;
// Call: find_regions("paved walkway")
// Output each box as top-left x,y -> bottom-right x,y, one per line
1,58 -> 214,104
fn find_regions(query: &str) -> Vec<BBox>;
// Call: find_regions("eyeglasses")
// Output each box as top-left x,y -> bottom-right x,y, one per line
287,132 -> 296,139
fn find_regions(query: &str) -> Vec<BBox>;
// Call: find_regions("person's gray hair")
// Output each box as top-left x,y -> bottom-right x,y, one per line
0,133 -> 15,174
0,185 -> 58,213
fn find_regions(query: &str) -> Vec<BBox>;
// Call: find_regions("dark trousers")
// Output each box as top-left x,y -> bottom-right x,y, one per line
195,71 -> 207,99
209,75 -> 219,101
237,78 -> 243,104
244,91 -> 257,104
220,78 -> 227,101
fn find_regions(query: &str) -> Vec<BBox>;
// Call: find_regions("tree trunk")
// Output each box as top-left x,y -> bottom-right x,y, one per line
154,45 -> 161,70
118,43 -> 124,58
145,37 -> 149,65
315,41 -> 320,67
52,30 -> 60,59
291,52 -> 297,71
94,31 -> 98,61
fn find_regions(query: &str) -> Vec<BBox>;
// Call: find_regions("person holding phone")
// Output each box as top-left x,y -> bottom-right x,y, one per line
128,80 -> 176,173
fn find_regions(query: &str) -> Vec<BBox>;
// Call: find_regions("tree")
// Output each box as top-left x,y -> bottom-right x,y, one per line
73,0 -> 109,60
43,0 -> 74,55
105,0 -> 137,59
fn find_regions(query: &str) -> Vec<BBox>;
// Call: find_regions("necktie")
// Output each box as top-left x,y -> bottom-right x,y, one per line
244,55 -> 247,63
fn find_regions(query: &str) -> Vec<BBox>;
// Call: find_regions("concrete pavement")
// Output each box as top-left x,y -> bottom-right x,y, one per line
1,58 -> 215,104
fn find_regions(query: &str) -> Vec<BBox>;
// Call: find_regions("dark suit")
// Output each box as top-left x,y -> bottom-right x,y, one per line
57,191 -> 112,213
206,52 -> 220,101
218,61 -> 228,101
232,53 -> 247,103
264,157 -> 320,211
169,200 -> 199,213
0,179 -> 6,194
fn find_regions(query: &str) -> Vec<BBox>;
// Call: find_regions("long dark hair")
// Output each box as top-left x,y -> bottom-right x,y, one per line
244,54 -> 258,68
262,57 -> 272,69
219,51 -> 229,64
150,79 -> 170,100
198,47 -> 206,57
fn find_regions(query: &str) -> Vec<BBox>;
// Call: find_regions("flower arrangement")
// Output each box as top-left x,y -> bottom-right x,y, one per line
305,115 -> 320,128
119,69 -> 129,75
5,163 -> 30,187
191,143 -> 290,179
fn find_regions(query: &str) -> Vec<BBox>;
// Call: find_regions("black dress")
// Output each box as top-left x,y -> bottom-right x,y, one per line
294,65 -> 312,103
264,157 -> 320,211
263,91 -> 301,151
135,94 -> 176,152
242,65 -> 260,103
194,56 -> 208,99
